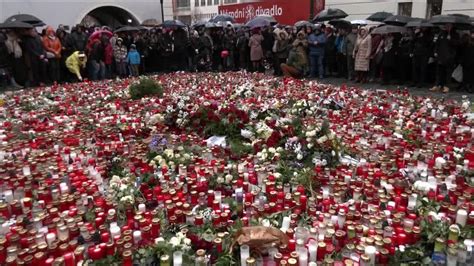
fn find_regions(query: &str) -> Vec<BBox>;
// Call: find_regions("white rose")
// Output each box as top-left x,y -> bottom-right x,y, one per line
268,147 -> 276,154
155,237 -> 165,244
169,237 -> 180,247
317,136 -> 328,144
307,143 -> 314,149
276,147 -> 284,153
297,153 -> 303,160
183,238 -> 192,246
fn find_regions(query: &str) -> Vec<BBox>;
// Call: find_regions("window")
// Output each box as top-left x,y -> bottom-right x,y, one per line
223,0 -> 237,4
208,0 -> 212,5
398,2 -> 413,17
195,0 -> 199,7
201,0 -> 205,6
176,0 -> 190,8
214,0 -> 219,5
426,0 -> 442,19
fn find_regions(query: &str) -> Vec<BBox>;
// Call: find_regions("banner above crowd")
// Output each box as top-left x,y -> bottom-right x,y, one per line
218,0 -> 325,25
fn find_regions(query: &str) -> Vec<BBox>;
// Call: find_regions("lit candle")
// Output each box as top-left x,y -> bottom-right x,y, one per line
173,251 -> 183,266
456,209 -> 468,227
110,223 -> 121,238
364,245 -> 376,265
22,166 -> 31,176
240,245 -> 250,266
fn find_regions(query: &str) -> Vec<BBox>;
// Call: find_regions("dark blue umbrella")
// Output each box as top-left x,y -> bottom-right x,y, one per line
161,20 -> 186,28
245,17 -> 271,29
210,14 -> 235,23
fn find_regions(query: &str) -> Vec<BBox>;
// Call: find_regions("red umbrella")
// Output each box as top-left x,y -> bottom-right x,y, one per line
89,30 -> 113,42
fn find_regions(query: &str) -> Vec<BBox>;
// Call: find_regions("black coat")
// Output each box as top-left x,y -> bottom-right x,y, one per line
411,32 -> 432,56
434,31 -> 459,66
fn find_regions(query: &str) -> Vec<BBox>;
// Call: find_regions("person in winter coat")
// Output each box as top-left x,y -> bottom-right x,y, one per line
293,31 -> 309,75
69,25 -> 88,52
430,23 -> 459,93
273,28 -> 290,76
460,32 -> 474,92
42,26 -> 62,83
114,38 -> 128,77
308,25 -> 327,79
380,34 -> 398,84
104,41 -> 113,79
5,31 -> 26,87
66,51 -> 87,81
344,26 -> 358,80
353,27 -> 372,83
24,28 -> 48,86
324,27 -> 337,77
127,44 -> 141,77
281,46 -> 308,79
249,28 -> 264,72
88,34 -> 107,81
411,27 -> 432,87
236,30 -> 249,70
222,29 -> 237,71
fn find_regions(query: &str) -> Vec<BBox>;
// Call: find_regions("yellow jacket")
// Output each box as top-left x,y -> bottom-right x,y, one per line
66,51 -> 87,79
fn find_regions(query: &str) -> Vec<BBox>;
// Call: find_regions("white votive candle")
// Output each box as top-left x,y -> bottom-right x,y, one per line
456,209 -> 468,227
110,225 -> 121,238
240,245 -> 250,266
138,204 -> 146,213
365,245 -> 376,265
280,217 -> 291,233
4,190 -> 13,203
173,251 -> 183,266
299,252 -> 308,266
133,231 -> 142,244
46,232 -> 56,246
308,240 -> 317,262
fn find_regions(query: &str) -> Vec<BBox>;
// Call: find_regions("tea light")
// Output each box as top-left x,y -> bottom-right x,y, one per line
110,224 -> 121,238
22,166 -> 31,176
46,232 -> 56,246
456,209 -> 468,227
364,245 -> 376,265
173,251 -> 183,266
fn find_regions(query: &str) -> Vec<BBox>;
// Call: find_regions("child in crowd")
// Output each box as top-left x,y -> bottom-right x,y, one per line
126,44 -> 140,77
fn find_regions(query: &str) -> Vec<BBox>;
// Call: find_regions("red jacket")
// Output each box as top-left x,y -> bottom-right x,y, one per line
42,26 -> 62,58
104,43 -> 113,65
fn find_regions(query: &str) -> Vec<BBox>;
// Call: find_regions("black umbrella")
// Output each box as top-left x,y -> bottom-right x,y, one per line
294,20 -> 313,28
210,14 -> 235,23
4,14 -> 45,27
384,15 -> 414,26
405,19 -> 434,28
245,17 -> 271,29
0,21 -> 33,29
371,25 -> 407,35
429,15 -> 471,26
192,21 -> 207,28
115,26 -> 140,33
367,11 -> 393,22
313,8 -> 348,22
328,19 -> 351,29
161,20 -> 187,28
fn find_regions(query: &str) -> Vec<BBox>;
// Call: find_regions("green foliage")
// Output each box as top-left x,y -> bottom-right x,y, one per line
229,139 -> 254,159
129,78 -> 164,100
86,253 -> 121,266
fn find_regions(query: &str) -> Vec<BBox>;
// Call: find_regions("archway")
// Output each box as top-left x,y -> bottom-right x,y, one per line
80,6 -> 139,29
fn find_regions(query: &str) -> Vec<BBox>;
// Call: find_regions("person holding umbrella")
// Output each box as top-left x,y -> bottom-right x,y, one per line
411,27 -> 432,88
353,27 -> 372,83
430,23 -> 459,93
248,28 -> 264,72
308,24 -> 327,79
23,28 -> 48,87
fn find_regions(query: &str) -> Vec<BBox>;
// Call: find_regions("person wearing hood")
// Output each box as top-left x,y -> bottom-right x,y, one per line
127,44 -> 141,76
69,25 -> 87,53
66,51 -> 87,81
114,38 -> 128,78
42,26 -> 62,83
293,30 -> 309,74
273,28 -> 290,76
308,25 -> 327,79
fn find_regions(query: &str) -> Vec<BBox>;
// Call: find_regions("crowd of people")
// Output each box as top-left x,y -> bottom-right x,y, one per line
0,21 -> 473,93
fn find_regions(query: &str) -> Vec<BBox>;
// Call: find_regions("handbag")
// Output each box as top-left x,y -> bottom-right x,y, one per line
451,64 -> 463,83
